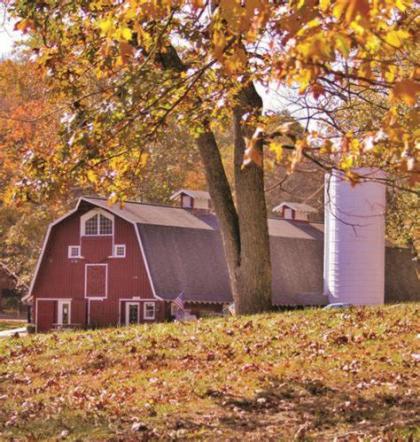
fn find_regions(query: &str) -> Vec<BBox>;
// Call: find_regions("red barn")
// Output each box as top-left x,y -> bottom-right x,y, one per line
28,194 -> 420,332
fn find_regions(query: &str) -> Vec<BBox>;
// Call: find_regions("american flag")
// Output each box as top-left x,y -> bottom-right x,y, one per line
228,302 -> 236,315
172,291 -> 185,312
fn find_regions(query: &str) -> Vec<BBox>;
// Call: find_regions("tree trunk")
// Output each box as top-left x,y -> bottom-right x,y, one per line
196,81 -> 272,314
232,82 -> 272,314
157,44 -> 272,314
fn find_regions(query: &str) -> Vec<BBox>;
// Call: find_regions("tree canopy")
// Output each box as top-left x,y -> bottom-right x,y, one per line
8,0 -> 419,189
5,0 -> 420,313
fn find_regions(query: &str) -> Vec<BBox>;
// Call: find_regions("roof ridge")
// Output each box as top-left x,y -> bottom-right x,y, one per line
82,195 -> 183,210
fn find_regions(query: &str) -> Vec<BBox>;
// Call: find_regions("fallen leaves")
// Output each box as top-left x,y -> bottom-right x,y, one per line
0,305 -> 418,440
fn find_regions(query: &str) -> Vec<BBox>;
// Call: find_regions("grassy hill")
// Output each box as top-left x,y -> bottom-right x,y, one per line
0,305 -> 419,441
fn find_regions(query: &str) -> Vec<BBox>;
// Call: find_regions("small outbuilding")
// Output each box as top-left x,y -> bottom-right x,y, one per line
272,202 -> 318,222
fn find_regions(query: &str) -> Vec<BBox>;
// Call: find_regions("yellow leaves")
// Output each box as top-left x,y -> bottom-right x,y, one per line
299,34 -> 333,61
268,141 -> 284,162
320,0 -> 331,12
87,169 -> 98,185
120,28 -> 132,42
335,34 -> 351,56
384,65 -> 397,83
296,18 -> 320,37
333,0 -> 369,23
97,18 -> 132,42
339,155 -> 354,171
134,24 -> 153,50
391,79 -> 420,107
384,30 -> 410,48
395,0 -> 413,12
365,34 -> 380,52
98,19 -> 113,35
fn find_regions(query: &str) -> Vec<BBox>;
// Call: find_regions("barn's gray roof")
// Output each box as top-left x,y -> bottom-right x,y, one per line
81,197 -> 212,229
81,197 -> 324,238
137,223 -> 327,306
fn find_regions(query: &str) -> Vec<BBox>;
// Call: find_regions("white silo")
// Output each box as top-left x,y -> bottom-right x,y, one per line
323,168 -> 386,305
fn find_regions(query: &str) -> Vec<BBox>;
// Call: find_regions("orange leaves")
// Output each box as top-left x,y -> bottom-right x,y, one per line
212,29 -> 226,62
224,46 -> 248,75
391,79 -> 420,107
218,0 -> 267,36
119,41 -> 135,64
14,18 -> 35,33
333,0 -> 370,23
244,128 -> 263,168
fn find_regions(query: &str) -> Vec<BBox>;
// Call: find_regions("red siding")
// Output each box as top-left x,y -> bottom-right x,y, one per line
89,299 -> 119,328
81,236 -> 112,261
86,265 -> 107,297
36,300 -> 55,332
33,206 -> 155,331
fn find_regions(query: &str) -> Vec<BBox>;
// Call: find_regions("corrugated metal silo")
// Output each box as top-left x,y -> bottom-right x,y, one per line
323,168 -> 386,305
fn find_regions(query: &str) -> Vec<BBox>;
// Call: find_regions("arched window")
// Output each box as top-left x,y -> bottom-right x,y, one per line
82,210 -> 113,236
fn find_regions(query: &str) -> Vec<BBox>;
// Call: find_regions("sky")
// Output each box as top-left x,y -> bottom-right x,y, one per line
0,8 -> 18,56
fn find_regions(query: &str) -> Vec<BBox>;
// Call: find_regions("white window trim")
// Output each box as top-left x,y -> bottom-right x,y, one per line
125,302 -> 140,326
113,244 -> 126,258
68,245 -> 82,259
57,300 -> 71,325
143,301 -> 156,320
84,263 -> 108,299
80,208 -> 114,237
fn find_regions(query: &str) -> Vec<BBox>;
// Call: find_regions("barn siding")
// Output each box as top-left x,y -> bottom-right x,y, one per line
33,206 -> 155,332
36,300 -> 55,332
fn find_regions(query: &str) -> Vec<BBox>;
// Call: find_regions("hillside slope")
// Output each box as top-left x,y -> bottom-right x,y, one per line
0,305 -> 419,441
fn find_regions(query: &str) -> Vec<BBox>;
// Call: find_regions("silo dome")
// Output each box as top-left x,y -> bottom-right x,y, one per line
324,168 -> 386,305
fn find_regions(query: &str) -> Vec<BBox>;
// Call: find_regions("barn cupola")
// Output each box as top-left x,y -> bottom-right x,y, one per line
170,189 -> 212,211
272,202 -> 317,222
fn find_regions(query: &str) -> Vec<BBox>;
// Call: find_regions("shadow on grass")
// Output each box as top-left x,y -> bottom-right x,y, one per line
198,377 -> 420,438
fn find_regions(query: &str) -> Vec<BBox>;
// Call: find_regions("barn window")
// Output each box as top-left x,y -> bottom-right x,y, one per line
99,214 -> 112,235
68,245 -> 81,258
144,302 -> 156,320
181,194 -> 193,209
114,244 -> 126,257
82,211 -> 113,236
283,207 -> 294,220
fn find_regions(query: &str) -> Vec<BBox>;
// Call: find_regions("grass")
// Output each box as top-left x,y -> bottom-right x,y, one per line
0,321 -> 26,332
0,304 -> 419,441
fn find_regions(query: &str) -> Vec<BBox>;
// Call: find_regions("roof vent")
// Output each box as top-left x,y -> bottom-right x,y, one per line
273,202 -> 317,222
170,189 -> 211,210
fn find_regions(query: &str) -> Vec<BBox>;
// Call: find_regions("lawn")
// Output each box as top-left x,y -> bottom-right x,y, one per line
0,304 -> 418,441
0,321 -> 26,332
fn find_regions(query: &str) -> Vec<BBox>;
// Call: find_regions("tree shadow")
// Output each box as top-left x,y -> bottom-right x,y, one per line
199,377 -> 420,438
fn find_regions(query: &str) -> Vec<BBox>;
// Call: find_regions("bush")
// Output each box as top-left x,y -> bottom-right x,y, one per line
26,324 -> 36,334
